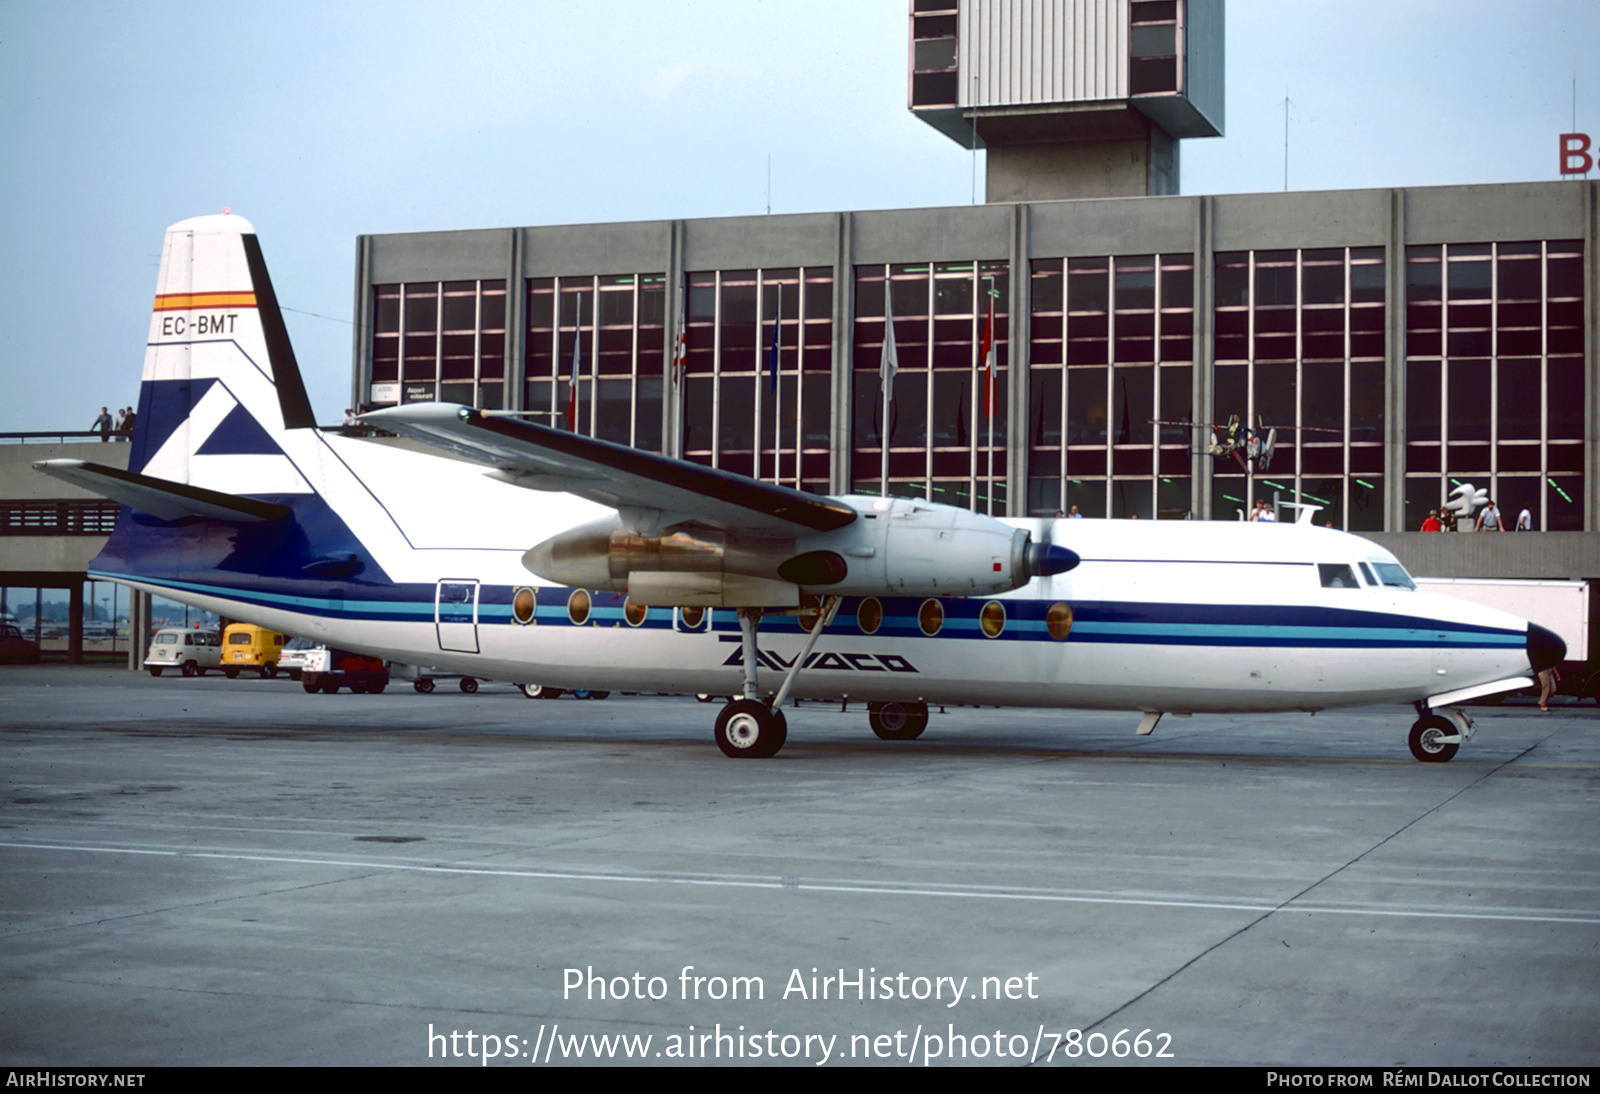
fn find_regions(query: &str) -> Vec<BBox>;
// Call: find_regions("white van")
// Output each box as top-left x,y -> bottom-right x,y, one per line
145,628 -> 221,677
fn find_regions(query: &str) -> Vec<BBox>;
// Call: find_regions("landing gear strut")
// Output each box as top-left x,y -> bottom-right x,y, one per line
712,599 -> 839,758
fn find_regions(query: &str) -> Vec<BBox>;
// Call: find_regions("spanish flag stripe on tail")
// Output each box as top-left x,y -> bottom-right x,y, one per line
153,292 -> 258,311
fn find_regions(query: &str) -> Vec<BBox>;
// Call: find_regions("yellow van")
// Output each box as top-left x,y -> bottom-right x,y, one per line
221,623 -> 289,678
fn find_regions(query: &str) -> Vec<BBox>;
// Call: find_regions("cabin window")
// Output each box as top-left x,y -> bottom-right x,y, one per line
622,597 -> 647,627
857,597 -> 883,635
512,587 -> 536,626
979,600 -> 1006,637
1372,563 -> 1416,590
567,589 -> 591,625
1318,563 -> 1360,589
918,598 -> 944,636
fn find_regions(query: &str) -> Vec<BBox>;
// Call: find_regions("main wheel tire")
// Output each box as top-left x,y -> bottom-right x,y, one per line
148,667 -> 163,677
459,677 -> 478,694
320,676 -> 340,695
223,667 -> 240,679
1409,715 -> 1459,763
181,660 -> 198,678
868,700 -> 929,741
714,699 -> 788,758
414,679 -> 435,694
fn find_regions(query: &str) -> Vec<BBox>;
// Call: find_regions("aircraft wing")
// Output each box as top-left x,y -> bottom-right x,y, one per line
361,403 -> 857,538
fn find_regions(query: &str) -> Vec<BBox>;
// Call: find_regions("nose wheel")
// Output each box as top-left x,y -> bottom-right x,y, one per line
1408,714 -> 1461,762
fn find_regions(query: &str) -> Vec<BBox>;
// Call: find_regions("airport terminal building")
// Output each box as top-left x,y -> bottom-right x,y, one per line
349,180 -> 1597,542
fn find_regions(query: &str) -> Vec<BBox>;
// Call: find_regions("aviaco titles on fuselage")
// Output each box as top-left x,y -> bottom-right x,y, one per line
36,214 -> 1565,760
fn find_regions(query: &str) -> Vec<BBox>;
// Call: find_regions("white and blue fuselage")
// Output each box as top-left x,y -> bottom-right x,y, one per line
46,213 -> 1559,760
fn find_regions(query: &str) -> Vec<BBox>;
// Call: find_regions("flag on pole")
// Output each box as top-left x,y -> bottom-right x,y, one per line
879,291 -> 898,402
567,295 -> 583,431
671,279 -> 688,386
767,290 -> 781,392
980,290 -> 996,419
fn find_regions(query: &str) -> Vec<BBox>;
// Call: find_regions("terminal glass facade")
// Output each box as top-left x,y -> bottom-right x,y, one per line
852,261 -> 1009,513
1027,253 -> 1194,519
354,184 -> 1596,536
1210,247 -> 1387,530
1403,240 -> 1585,531
371,279 -> 507,409
680,267 -> 833,493
525,274 -> 667,452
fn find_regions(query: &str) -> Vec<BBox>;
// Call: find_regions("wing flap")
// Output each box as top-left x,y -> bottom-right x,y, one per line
362,403 -> 856,538
33,459 -> 291,523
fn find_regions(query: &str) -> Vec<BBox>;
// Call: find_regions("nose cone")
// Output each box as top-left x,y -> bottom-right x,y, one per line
1526,622 -> 1566,674
1029,542 -> 1080,577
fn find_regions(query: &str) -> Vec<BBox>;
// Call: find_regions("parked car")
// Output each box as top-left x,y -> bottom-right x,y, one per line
295,644 -> 390,694
221,623 -> 288,678
0,624 -> 41,664
145,627 -> 221,677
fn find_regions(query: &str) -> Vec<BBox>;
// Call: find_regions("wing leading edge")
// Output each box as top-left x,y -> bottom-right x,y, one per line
361,403 -> 857,538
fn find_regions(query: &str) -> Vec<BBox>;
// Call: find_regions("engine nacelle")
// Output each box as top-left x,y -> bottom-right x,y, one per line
521,495 -> 1077,607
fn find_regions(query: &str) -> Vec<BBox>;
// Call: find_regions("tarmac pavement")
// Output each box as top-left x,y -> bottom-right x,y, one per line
1,666 -> 1596,1067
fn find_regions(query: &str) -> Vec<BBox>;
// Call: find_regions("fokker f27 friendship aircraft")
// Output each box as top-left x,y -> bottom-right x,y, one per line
38,214 -> 1565,760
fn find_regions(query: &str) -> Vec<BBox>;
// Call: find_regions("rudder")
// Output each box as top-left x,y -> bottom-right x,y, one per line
129,213 -> 315,499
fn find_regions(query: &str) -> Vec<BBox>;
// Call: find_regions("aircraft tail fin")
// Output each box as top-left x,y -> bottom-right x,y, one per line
125,213 -> 317,499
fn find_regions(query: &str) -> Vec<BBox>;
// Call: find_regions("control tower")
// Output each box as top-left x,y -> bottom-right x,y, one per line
909,0 -> 1225,201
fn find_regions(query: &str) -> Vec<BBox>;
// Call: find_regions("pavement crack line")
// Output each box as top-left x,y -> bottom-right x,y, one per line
1066,727 -> 1559,1051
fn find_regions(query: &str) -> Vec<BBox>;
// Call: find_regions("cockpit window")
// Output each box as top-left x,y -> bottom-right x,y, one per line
1372,562 -> 1416,590
1318,563 -> 1360,589
1358,562 -> 1379,586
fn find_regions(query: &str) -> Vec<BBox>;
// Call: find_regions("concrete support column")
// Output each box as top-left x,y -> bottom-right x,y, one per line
503,229 -> 525,417
67,580 -> 82,665
829,212 -> 854,495
126,589 -> 149,671
350,235 -> 372,413
1193,196 -> 1215,519
1585,180 -> 1598,532
664,220 -> 686,459
1384,188 -> 1408,533
1006,202 -> 1029,515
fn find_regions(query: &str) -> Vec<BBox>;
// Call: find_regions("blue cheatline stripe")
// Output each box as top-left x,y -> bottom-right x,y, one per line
101,570 -> 1526,654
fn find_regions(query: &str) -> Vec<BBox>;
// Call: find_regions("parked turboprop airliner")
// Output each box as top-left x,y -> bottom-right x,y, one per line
37,214 -> 1565,760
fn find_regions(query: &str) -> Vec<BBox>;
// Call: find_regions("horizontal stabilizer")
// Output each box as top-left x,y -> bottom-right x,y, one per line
362,404 -> 857,538
33,459 -> 291,523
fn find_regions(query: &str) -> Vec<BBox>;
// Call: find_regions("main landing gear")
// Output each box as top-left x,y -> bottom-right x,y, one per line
868,701 -> 929,741
713,599 -> 840,759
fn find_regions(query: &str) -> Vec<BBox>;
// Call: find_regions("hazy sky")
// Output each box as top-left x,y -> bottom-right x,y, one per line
1,0 -> 1596,431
